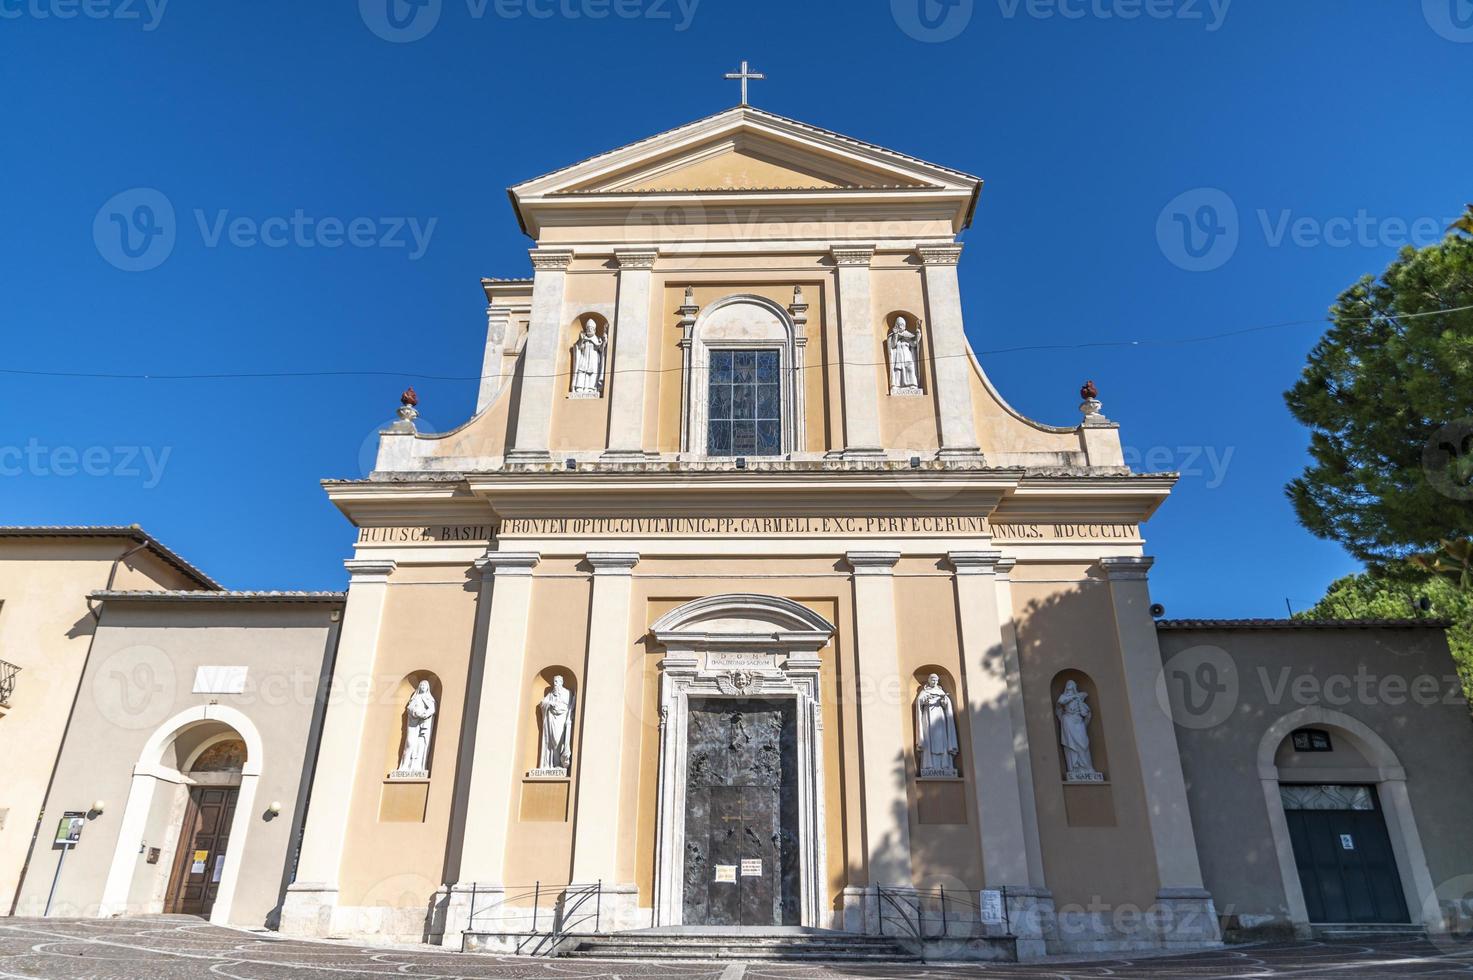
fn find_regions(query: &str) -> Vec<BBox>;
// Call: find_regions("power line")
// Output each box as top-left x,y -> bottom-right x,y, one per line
2,303 -> 1468,385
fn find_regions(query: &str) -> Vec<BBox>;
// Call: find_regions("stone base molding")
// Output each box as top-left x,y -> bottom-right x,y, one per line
279,882 -> 338,937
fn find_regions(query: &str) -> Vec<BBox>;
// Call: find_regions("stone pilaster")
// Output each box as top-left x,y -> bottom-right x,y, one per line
949,551 -> 1054,957
1100,556 -> 1220,946
917,244 -> 983,461
441,551 -> 540,948
831,245 -> 883,457
603,250 -> 658,459
506,249 -> 572,464
476,305 -> 514,414
569,552 -> 640,917
845,551 -> 912,899
280,558 -> 396,937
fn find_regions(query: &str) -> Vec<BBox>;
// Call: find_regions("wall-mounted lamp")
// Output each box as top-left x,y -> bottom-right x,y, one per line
268,801 -> 283,816
90,800 -> 106,815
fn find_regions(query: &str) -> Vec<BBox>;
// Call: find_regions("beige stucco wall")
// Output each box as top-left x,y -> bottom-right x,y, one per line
1161,624 -> 1473,933
1010,563 -> 1162,913
0,538 -> 201,914
12,598 -> 340,927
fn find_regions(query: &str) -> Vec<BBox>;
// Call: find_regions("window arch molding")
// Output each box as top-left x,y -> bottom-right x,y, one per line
681,293 -> 805,457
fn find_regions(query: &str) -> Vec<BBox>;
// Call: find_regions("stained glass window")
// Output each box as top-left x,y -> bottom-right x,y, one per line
708,349 -> 781,456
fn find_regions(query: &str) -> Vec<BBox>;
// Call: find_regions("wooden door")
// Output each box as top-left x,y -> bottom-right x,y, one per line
165,786 -> 238,916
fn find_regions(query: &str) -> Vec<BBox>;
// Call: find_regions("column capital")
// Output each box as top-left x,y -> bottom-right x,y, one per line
1100,555 -> 1154,581
613,248 -> 659,270
587,551 -> 640,574
343,558 -> 396,583
916,242 -> 964,266
475,551 -> 541,577
845,550 -> 900,574
830,243 -> 876,267
947,550 -> 1004,574
528,248 -> 573,271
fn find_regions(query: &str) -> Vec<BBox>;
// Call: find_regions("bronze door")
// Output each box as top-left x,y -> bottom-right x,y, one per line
682,699 -> 799,926
165,786 -> 237,916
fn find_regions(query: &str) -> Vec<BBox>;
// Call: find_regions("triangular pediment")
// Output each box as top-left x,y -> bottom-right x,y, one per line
511,106 -> 979,200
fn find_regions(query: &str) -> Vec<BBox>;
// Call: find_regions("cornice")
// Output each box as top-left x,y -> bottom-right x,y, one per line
1100,555 -> 1155,581
845,550 -> 901,574
613,247 -> 659,270
830,243 -> 876,267
475,551 -> 541,576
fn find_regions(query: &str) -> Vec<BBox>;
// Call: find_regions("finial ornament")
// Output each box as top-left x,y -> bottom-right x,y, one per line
398,386 -> 419,423
1079,380 -> 1105,423
724,59 -> 765,106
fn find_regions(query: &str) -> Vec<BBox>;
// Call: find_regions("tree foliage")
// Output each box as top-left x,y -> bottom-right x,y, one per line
1294,567 -> 1473,703
1284,208 -> 1473,564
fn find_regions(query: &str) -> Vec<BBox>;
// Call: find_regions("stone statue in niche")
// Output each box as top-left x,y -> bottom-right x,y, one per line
1056,680 -> 1104,782
532,675 -> 574,776
915,673 -> 959,777
392,680 -> 436,778
887,316 -> 922,395
571,318 -> 605,396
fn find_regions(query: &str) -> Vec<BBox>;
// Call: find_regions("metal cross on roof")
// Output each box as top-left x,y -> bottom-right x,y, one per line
724,60 -> 765,107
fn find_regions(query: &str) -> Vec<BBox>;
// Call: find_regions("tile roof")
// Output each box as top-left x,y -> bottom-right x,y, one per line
0,525 -> 220,589
1156,618 -> 1451,630
91,589 -> 344,603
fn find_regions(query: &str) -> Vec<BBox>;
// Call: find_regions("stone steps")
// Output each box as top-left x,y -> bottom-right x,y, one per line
1312,923 -> 1427,940
559,934 -> 921,962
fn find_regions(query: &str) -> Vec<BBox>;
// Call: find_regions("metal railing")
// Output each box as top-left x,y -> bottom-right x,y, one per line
463,880 -> 603,955
0,660 -> 18,706
875,884 -> 1009,944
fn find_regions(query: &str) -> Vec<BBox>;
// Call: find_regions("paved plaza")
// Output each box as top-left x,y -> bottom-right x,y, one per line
1,917 -> 1471,979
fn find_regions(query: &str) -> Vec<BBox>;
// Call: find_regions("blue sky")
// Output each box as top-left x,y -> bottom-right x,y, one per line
2,0 -> 1470,615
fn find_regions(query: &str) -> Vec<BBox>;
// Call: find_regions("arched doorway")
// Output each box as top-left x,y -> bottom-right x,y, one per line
99,706 -> 264,924
1257,707 -> 1439,933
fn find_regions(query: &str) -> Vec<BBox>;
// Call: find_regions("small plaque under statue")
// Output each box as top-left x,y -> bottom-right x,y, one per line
1064,769 -> 1105,783
388,769 -> 429,781
527,767 -> 568,779
919,766 -> 958,779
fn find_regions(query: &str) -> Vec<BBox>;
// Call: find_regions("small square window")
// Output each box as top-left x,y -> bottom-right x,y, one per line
1291,729 -> 1333,752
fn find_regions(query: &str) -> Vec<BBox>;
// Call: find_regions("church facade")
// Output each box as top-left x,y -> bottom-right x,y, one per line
266,105 -> 1472,955
9,103 -> 1471,960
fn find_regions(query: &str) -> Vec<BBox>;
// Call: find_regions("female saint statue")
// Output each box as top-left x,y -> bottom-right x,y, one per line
571,318 -> 605,395
914,673 -> 959,776
1055,680 -> 1101,780
887,316 -> 921,393
539,675 -> 574,771
397,680 -> 437,774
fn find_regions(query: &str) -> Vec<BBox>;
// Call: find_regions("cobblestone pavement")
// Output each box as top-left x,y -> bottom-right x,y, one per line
2,917 -> 1471,979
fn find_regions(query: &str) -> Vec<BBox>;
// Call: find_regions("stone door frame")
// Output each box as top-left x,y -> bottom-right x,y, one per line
650,595 -> 833,928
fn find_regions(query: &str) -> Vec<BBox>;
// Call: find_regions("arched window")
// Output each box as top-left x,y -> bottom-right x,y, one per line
682,295 -> 804,457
